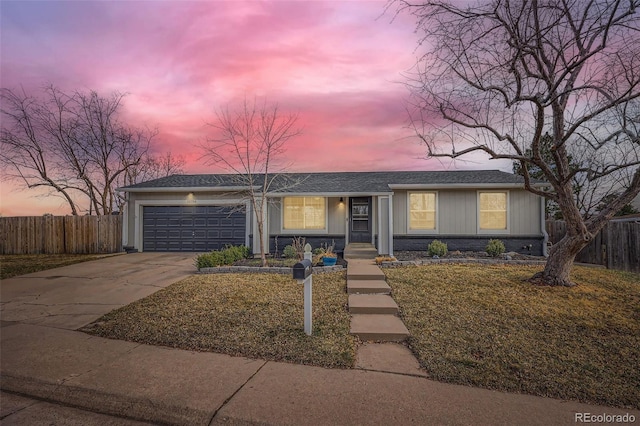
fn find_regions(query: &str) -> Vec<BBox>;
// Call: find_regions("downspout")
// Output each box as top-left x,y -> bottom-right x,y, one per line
541,192 -> 549,257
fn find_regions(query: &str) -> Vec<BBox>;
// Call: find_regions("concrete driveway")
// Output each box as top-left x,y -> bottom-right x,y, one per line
0,253 -> 197,330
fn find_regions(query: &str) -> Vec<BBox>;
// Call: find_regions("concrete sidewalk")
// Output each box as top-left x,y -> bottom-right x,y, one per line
2,254 -> 639,425
2,323 -> 638,425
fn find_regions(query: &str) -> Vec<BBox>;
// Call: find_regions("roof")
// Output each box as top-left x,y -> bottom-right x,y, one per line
119,170 -> 542,194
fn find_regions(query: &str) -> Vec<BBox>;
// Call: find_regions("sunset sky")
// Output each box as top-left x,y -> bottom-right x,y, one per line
0,0 -> 506,216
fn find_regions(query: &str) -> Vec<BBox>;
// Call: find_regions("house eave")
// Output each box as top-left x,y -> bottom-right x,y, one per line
388,183 -> 545,189
267,191 -> 392,197
117,186 -> 254,193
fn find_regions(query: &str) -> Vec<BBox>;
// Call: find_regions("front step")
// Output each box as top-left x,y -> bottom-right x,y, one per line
344,248 -> 379,260
347,280 -> 391,295
346,262 -> 386,281
348,294 -> 398,314
350,314 -> 409,342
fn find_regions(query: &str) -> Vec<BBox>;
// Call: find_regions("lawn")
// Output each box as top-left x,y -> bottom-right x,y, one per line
0,254 -> 110,280
385,264 -> 640,409
81,272 -> 356,368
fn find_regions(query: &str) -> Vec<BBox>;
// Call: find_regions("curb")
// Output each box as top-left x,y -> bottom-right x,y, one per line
1,373 -> 210,425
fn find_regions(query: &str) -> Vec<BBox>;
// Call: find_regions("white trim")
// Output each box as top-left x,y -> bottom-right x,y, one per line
371,196 -> 377,246
122,193 -> 129,246
133,198 -> 249,252
407,191 -> 439,235
280,196 -> 329,235
269,191 -> 390,197
344,196 -> 350,245
377,196 -> 383,255
477,190 -> 510,234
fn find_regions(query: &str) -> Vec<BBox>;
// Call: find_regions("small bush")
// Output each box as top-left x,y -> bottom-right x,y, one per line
486,239 -> 506,257
283,245 -> 297,259
427,240 -> 448,257
195,245 -> 251,268
291,236 -> 306,260
196,251 -> 225,268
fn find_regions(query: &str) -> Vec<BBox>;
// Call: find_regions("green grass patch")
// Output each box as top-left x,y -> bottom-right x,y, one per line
81,272 -> 356,368
0,254 -> 109,280
385,264 -> 640,409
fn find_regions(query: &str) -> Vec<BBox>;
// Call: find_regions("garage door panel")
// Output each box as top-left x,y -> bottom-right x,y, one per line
143,205 -> 246,252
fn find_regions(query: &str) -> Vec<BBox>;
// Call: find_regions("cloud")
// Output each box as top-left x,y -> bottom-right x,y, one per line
0,0 -> 453,215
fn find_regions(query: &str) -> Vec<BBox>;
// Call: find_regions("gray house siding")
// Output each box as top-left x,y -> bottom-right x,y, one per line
390,189 -> 543,255
267,197 -> 347,254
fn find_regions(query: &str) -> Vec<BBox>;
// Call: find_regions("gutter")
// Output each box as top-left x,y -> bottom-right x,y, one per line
388,183 -> 547,189
117,186 -> 256,193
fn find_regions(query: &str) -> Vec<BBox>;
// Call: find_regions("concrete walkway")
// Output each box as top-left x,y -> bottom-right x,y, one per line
2,254 -> 638,425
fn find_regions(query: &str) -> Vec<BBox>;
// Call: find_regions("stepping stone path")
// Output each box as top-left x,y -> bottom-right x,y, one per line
345,254 -> 409,342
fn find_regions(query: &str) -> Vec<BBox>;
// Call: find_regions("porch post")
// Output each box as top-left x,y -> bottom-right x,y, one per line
388,193 -> 394,257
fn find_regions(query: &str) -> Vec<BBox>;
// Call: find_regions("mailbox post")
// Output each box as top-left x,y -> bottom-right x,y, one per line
293,258 -> 313,335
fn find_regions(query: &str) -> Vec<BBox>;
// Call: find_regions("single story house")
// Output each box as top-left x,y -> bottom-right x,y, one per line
118,170 -> 548,256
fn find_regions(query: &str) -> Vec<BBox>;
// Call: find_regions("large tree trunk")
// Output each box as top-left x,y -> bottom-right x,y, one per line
532,233 -> 589,286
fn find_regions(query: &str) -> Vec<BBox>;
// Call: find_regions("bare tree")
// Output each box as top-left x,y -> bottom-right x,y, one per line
201,97 -> 302,266
1,85 -> 161,215
118,151 -> 185,211
392,0 -> 640,286
1,87 -> 84,214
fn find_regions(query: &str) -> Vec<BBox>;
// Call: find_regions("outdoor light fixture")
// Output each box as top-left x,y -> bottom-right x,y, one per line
339,197 -> 344,204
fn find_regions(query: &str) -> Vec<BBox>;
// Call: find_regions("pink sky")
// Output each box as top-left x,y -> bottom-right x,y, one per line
0,0 -> 506,216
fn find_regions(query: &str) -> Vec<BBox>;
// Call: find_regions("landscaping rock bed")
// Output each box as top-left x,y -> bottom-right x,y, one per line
381,250 -> 547,268
199,265 -> 345,274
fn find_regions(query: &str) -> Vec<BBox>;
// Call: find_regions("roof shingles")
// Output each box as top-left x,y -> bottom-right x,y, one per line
121,170 -> 533,193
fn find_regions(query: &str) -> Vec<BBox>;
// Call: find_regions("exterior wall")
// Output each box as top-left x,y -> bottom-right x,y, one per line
268,236 -> 346,255
266,196 -> 347,255
393,235 -> 544,255
392,189 -> 541,235
268,197 -> 346,236
377,196 -> 390,254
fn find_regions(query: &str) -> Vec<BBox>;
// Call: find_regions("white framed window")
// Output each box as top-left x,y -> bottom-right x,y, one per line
408,192 -> 437,232
282,197 -> 327,231
478,191 -> 509,233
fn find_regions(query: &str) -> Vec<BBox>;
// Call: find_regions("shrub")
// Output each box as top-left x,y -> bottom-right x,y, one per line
291,236 -> 306,260
196,251 -> 225,268
195,245 -> 251,268
427,240 -> 448,257
224,244 -> 251,260
283,245 -> 297,259
486,239 -> 506,257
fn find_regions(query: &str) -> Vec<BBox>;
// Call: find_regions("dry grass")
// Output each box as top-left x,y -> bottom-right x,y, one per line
385,264 -> 640,409
0,254 -> 109,280
82,272 -> 356,368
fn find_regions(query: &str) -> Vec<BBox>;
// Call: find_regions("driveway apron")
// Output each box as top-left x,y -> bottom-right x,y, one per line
0,253 -> 196,330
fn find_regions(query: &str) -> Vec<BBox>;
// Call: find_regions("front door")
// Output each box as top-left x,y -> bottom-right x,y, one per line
349,197 -> 372,243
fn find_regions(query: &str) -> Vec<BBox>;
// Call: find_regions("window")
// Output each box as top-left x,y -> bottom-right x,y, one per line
283,197 -> 326,230
479,191 -> 508,231
409,192 -> 437,231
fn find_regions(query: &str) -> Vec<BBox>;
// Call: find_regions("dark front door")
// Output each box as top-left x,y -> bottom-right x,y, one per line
349,197 -> 372,243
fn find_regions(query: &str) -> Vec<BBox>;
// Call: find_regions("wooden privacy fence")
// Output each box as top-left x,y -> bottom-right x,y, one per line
0,215 -> 122,255
546,219 -> 640,273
